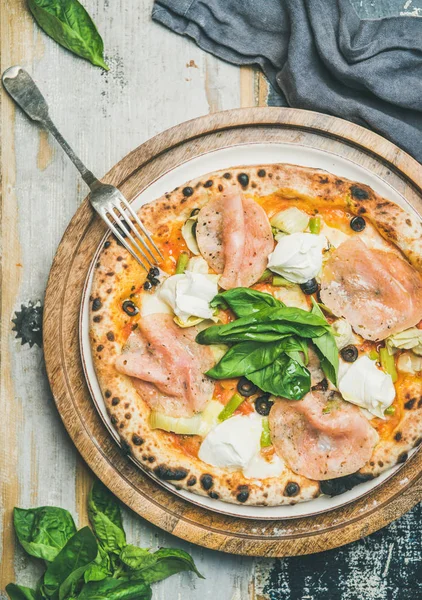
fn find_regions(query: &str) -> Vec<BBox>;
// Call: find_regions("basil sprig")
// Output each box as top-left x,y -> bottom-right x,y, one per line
6,481 -> 202,600
27,0 -> 109,70
199,288 -> 339,399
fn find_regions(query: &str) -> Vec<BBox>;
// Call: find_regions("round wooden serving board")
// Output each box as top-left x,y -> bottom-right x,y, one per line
44,108 -> 422,557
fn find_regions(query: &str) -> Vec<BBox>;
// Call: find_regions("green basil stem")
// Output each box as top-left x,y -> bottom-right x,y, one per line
272,275 -> 294,287
369,349 -> 379,361
258,268 -> 272,282
379,347 -> 398,383
175,252 -> 189,274
309,216 -> 321,234
260,418 -> 272,447
218,393 -> 245,421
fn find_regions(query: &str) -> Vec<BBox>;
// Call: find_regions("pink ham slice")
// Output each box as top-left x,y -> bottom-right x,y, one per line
320,237 -> 422,341
196,191 -> 273,289
115,314 -> 215,417
269,392 -> 378,480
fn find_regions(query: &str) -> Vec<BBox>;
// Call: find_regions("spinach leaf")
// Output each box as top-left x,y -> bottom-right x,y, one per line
206,337 -> 305,379
247,354 -> 311,400
310,299 -> 339,385
88,480 -> 126,555
197,306 -> 329,345
78,578 -> 152,600
42,526 -> 97,600
27,0 -> 109,70
13,507 -> 77,562
83,545 -> 111,583
210,287 -> 282,317
120,548 -> 204,584
6,584 -> 38,600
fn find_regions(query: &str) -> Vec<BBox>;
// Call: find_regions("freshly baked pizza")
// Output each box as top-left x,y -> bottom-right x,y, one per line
89,164 -> 422,505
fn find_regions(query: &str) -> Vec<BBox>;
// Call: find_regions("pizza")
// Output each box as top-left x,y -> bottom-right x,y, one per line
89,164 -> 422,505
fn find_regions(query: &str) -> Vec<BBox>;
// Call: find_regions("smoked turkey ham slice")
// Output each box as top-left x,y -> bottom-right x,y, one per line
269,392 -> 379,481
196,191 -> 273,289
115,314 -> 215,418
320,237 -> 422,341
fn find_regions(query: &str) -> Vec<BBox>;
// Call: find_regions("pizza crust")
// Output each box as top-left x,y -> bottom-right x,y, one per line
90,164 -> 422,506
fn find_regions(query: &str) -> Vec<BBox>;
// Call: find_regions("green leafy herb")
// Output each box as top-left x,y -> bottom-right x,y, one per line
78,578 -> 152,600
83,545 -> 111,583
42,526 -> 97,600
5,585 -> 38,600
210,287 -> 282,317
272,275 -> 295,287
310,299 -> 339,385
247,354 -> 311,400
120,548 -> 204,585
260,419 -> 272,447
27,0 -> 109,70
13,507 -> 77,563
207,340 -> 285,379
175,252 -> 189,274
88,481 -> 126,555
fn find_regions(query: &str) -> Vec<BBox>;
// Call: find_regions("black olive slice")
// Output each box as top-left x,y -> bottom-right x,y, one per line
149,277 -> 160,286
190,208 -> 200,217
143,281 -> 153,291
148,266 -> 160,277
300,278 -> 318,295
340,345 -> 358,363
254,394 -> 273,416
237,377 -> 258,397
237,173 -> 249,187
350,216 -> 366,232
182,186 -> 194,197
122,300 -> 139,316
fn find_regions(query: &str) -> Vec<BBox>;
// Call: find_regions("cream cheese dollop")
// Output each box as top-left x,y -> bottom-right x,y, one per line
268,232 -> 327,284
198,413 -> 262,470
339,355 -> 396,419
243,451 -> 285,479
156,272 -> 219,322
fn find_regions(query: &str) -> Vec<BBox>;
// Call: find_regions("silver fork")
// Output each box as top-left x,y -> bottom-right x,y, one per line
1,66 -> 162,272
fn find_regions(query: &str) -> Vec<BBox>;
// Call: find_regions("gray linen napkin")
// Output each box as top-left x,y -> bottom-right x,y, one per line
152,0 -> 422,162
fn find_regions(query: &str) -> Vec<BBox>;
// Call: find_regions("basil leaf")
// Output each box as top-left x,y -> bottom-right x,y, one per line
6,584 -> 39,600
83,545 -> 111,583
13,507 -> 77,562
78,578 -> 151,600
42,526 -> 97,600
120,548 -> 204,584
88,481 -> 126,555
27,0 -> 109,70
210,287 -> 283,317
247,354 -> 311,400
285,337 -> 309,366
197,306 -> 329,345
310,299 -> 339,385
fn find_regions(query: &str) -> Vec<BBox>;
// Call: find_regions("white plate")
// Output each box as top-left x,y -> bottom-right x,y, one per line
80,142 -> 418,520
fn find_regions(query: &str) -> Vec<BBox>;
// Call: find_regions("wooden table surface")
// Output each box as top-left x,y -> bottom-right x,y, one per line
1,1 -> 421,599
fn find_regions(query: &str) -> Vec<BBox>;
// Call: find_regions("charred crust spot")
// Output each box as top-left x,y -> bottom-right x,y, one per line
93,315 -> 102,323
397,452 -> 408,464
257,169 -> 266,177
358,206 -> 367,214
236,485 -> 249,503
200,474 -> 213,490
418,398 -> 422,409
107,331 -> 115,341
124,413 -> 131,420
154,465 -> 189,481
111,397 -> 120,406
106,271 -> 115,277
335,178 -> 344,187
404,398 -> 416,410
187,476 -> 197,486
208,491 -> 219,499
413,437 -> 422,448
319,176 -> 329,184
104,241 -> 111,249
96,345 -> 104,352
132,434 -> 144,446
148,456 -> 155,463
284,482 -> 300,497
105,390 -> 111,398
92,298 -> 102,311
350,185 -> 369,200
182,186 -> 194,197
111,415 -> 118,425
106,288 -> 112,294
378,461 -> 384,467
223,172 -> 232,179
204,179 -> 213,188
218,184 -> 223,192
319,472 -> 374,497
121,440 -> 131,455
406,218 -> 412,226
237,173 -> 249,187
394,431 -> 402,442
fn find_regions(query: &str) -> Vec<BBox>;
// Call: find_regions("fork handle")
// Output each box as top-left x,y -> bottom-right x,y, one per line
2,66 -> 99,190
